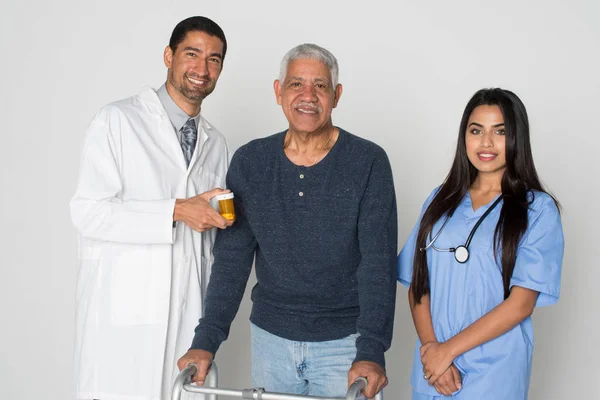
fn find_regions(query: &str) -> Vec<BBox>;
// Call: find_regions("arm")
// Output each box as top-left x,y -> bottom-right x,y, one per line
397,186 -> 463,394
70,111 -> 230,244
421,286 -> 538,384
408,285 -> 436,345
409,286 -> 462,395
348,149 -> 397,399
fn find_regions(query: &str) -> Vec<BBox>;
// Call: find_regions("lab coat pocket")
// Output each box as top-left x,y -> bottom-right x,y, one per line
109,245 -> 171,326
190,166 -> 222,194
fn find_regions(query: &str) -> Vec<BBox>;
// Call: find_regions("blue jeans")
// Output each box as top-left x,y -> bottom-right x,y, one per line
251,323 -> 362,397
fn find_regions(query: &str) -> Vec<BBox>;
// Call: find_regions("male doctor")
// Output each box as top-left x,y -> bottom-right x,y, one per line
70,16 -> 232,400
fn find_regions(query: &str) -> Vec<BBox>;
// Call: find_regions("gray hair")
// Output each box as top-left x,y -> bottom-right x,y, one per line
279,43 -> 339,87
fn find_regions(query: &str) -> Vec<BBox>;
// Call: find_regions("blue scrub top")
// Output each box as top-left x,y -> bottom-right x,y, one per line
398,188 -> 564,399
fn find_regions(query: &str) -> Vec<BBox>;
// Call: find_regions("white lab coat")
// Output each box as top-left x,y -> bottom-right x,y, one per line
70,87 -> 229,400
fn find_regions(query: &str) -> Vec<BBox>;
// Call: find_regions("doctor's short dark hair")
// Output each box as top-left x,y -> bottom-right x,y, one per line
169,16 -> 227,61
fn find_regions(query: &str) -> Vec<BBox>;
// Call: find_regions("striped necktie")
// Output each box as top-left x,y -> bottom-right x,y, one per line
180,118 -> 197,167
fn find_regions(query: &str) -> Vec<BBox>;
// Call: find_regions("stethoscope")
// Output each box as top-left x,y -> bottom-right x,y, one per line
420,195 -> 503,263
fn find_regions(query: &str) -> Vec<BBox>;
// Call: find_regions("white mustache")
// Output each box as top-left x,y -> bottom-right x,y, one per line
294,102 -> 322,113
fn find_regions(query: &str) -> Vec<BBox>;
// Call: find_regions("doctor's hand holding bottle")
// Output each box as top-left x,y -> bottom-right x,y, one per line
173,188 -> 234,232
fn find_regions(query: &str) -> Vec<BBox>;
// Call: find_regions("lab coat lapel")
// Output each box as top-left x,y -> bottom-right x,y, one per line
159,115 -> 188,172
139,87 -> 188,173
189,117 -> 211,169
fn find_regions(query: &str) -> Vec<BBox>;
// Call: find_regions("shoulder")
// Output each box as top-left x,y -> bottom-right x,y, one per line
416,185 -> 443,213
336,129 -> 392,178
232,131 -> 284,162
527,190 -> 560,218
339,128 -> 388,159
519,191 -> 563,251
92,89 -> 157,126
226,132 -> 283,185
523,191 -> 562,237
84,98 -> 138,141
426,185 -> 443,204
92,98 -> 132,124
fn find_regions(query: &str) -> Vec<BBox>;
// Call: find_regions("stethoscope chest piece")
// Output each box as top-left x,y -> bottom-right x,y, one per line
423,195 -> 503,264
454,246 -> 469,263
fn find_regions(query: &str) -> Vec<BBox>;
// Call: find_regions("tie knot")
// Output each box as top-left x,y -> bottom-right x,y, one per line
181,118 -> 197,136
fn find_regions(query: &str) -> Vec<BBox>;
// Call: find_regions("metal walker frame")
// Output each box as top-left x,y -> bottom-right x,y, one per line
172,362 -> 384,400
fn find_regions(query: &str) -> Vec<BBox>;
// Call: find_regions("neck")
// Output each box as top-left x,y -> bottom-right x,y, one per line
165,82 -> 202,117
471,171 -> 503,194
284,125 -> 336,151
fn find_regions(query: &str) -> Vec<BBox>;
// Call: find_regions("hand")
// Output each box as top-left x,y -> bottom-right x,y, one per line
432,364 -> 462,396
177,349 -> 214,385
174,188 -> 234,232
420,341 -> 456,386
348,361 -> 388,399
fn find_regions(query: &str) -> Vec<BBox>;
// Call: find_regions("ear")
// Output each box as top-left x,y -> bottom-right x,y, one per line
164,45 -> 173,69
332,84 -> 343,108
274,79 -> 282,106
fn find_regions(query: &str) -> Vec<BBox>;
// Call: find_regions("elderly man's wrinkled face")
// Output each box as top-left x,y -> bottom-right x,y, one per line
274,58 -> 342,135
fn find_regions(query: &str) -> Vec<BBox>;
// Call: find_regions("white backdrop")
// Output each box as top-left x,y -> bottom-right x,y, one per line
1,0 -> 598,399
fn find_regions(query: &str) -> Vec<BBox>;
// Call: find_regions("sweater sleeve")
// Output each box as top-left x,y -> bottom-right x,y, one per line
353,148 -> 398,369
190,150 -> 257,353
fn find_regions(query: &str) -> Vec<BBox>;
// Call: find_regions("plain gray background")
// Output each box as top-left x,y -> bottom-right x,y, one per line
1,0 -> 598,398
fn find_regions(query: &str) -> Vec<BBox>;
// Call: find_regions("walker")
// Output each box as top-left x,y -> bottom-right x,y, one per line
172,362 -> 384,400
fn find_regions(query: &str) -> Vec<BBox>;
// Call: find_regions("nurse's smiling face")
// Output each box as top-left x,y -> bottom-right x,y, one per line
465,105 -> 507,177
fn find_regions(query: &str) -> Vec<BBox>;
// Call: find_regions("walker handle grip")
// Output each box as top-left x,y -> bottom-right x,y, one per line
171,363 -> 197,400
346,376 -> 383,400
171,362 -> 218,400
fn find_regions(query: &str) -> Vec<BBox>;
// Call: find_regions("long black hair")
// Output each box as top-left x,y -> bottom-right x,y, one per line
411,88 -> 559,304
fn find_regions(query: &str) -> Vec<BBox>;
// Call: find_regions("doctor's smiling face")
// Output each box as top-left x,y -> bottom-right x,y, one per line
164,30 -> 224,112
465,105 -> 507,177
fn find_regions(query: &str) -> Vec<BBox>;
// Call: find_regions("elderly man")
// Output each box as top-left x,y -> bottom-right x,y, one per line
178,43 -> 397,398
70,16 -> 232,400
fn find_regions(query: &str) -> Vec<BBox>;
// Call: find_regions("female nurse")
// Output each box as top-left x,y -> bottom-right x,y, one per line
397,88 -> 564,399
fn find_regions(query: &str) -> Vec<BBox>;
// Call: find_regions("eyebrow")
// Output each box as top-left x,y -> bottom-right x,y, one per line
287,76 -> 330,84
469,122 -> 505,128
182,46 -> 222,59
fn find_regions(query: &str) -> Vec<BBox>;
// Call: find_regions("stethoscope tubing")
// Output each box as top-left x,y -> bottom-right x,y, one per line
421,195 -> 504,263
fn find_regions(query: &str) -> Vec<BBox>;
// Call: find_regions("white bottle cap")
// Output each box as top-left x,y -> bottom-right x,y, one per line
215,193 -> 234,201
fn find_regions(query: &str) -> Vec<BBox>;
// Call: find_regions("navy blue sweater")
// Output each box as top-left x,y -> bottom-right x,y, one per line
191,129 -> 398,368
